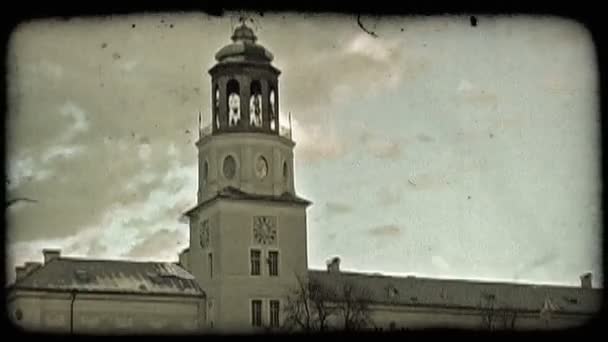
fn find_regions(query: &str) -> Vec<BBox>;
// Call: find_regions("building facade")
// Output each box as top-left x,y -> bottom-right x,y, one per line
7,24 -> 602,334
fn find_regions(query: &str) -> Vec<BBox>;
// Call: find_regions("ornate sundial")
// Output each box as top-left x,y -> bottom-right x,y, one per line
253,216 -> 277,245
200,220 -> 210,249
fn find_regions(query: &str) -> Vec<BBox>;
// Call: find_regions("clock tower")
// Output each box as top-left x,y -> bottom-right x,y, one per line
183,23 -> 311,333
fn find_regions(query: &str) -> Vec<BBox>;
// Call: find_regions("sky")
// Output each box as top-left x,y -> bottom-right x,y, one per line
5,13 -> 602,287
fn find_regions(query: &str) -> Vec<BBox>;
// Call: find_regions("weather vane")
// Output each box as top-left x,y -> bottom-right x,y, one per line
234,14 -> 259,31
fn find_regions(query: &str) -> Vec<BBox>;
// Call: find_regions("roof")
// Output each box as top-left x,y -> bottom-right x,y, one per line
308,270 -> 602,315
185,187 -> 312,217
10,257 -> 205,297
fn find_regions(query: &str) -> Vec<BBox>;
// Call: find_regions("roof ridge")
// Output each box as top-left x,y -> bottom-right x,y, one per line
308,269 -> 593,290
57,257 -> 177,264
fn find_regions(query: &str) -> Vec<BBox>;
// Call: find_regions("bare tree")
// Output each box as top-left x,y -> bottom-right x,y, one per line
334,280 -> 373,331
282,274 -> 374,332
282,274 -> 336,332
479,293 -> 518,331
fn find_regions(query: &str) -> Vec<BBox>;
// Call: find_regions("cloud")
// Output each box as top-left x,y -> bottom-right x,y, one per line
119,60 -> 139,72
41,145 -> 86,163
455,79 -> 498,108
325,201 -> 353,216
366,138 -> 402,159
124,228 -> 185,259
513,251 -> 559,280
376,186 -> 402,206
345,33 -> 395,62
406,172 -> 447,191
431,255 -> 450,271
368,224 -> 402,237
416,133 -> 435,143
275,24 -> 410,125
59,101 -> 89,143
25,60 -> 63,79
292,119 -> 350,163
7,155 -> 53,190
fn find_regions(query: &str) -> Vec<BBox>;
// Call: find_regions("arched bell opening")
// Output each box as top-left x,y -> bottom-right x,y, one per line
249,80 -> 263,128
227,80 -> 241,128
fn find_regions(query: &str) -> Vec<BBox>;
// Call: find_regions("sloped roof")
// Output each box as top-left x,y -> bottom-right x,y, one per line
185,187 -> 311,216
309,270 -> 602,315
10,257 -> 204,297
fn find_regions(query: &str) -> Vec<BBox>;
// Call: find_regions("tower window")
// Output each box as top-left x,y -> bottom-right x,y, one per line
250,80 -> 263,128
202,160 -> 208,187
251,249 -> 261,276
227,80 -> 240,127
213,85 -> 220,118
282,162 -> 288,183
269,88 -> 277,131
223,155 -> 236,180
269,300 -> 280,328
208,253 -> 213,278
15,309 -> 23,321
268,251 -> 279,276
251,300 -> 262,327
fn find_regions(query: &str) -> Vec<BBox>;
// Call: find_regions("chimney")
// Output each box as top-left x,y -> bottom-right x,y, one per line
326,256 -> 341,274
43,249 -> 61,264
580,272 -> 592,289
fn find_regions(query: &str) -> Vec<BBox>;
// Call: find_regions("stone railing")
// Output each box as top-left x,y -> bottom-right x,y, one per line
198,124 -> 292,140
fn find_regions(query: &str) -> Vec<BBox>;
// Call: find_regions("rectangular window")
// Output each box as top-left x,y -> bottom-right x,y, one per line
208,253 -> 213,278
251,300 -> 262,327
268,251 -> 279,276
251,250 -> 261,276
269,300 -> 280,328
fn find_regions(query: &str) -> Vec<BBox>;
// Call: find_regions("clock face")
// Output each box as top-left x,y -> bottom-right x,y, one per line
253,216 -> 276,245
255,156 -> 268,179
200,220 -> 210,249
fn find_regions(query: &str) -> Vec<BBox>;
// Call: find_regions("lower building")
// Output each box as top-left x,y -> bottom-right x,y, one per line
7,250 -> 206,334
7,250 -> 600,333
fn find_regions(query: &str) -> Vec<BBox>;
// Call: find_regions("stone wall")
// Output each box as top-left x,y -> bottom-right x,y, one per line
8,290 -> 206,334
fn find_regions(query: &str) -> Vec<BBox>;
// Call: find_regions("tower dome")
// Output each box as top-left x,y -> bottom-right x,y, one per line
214,23 -> 274,64
231,24 -> 257,43
208,23 -> 282,135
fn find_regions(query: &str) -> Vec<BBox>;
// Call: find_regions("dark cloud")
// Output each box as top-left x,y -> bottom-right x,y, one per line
325,201 -> 353,216
416,133 -> 435,143
368,224 -> 402,237
367,139 -> 402,159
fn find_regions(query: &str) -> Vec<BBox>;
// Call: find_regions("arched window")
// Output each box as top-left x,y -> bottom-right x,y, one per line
282,161 -> 288,183
269,88 -> 277,131
214,85 -> 220,129
227,80 -> 240,127
249,80 -> 263,127
223,155 -> 237,180
213,85 -> 220,113
202,160 -> 209,187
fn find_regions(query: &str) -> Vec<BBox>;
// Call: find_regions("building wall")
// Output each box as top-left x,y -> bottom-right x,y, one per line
365,304 -> 593,330
7,290 -> 206,334
188,200 -> 308,333
197,133 -> 296,203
